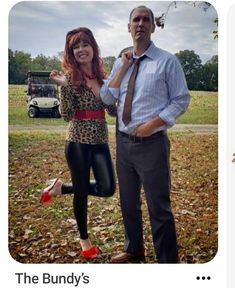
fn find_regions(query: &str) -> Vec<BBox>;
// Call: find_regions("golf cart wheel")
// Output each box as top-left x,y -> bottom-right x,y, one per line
52,107 -> 61,118
28,107 -> 39,118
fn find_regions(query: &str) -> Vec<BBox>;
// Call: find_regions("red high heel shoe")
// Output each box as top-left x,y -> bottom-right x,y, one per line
40,178 -> 58,204
80,246 -> 99,259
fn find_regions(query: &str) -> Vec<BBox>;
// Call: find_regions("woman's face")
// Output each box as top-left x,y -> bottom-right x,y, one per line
73,40 -> 94,66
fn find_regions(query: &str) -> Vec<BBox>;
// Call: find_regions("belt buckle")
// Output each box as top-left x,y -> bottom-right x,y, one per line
138,136 -> 143,143
131,134 -> 143,143
129,133 -> 135,142
127,134 -> 132,141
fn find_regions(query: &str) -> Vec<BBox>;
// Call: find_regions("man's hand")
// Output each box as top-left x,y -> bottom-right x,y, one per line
50,70 -> 68,86
134,121 -> 155,137
134,116 -> 166,137
121,51 -> 133,70
108,51 -> 133,89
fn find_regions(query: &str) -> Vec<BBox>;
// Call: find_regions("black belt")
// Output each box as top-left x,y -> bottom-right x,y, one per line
118,130 -> 165,142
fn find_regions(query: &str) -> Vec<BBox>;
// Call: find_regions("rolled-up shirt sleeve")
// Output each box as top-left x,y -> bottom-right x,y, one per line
100,81 -> 119,105
159,56 -> 191,126
100,58 -> 122,105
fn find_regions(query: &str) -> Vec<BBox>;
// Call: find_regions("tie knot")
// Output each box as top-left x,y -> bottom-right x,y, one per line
134,54 -> 147,65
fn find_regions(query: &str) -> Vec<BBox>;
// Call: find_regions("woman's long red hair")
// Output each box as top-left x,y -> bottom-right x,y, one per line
62,27 -> 105,87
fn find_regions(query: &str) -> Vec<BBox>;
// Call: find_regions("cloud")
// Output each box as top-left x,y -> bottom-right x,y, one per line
8,1 -> 218,63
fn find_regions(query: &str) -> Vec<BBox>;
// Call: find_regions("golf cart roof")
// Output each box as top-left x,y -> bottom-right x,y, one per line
27,71 -> 51,77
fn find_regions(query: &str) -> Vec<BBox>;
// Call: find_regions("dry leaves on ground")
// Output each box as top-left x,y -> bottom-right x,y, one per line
8,131 -> 217,264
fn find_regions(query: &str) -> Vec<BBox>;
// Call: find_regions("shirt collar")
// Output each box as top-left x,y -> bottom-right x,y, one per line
132,41 -> 156,60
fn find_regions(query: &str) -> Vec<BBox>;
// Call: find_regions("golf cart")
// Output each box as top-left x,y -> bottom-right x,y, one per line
26,71 -> 61,118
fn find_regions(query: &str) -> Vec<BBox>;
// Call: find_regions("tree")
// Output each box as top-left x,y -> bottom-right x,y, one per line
8,49 -> 32,84
201,55 -> 218,91
103,56 -> 116,75
45,56 -> 61,71
175,50 -> 203,90
8,49 -> 17,84
31,54 -> 61,71
31,54 -> 50,71
8,50 -> 62,84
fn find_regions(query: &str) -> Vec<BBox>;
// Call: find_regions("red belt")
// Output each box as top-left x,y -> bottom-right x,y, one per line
73,109 -> 105,120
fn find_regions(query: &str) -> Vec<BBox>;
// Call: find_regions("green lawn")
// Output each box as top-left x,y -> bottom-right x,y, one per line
177,91 -> 218,124
9,85 -> 218,125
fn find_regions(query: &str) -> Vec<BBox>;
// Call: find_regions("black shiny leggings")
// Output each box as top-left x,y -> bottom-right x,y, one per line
63,141 -> 116,239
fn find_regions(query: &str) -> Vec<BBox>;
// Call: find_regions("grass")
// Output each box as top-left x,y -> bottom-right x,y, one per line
177,91 -> 218,124
9,85 -> 218,125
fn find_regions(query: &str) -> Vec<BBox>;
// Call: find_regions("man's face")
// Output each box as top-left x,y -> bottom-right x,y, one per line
128,8 -> 155,42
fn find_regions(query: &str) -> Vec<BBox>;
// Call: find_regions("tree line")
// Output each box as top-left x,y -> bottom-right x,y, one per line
8,48 -> 218,91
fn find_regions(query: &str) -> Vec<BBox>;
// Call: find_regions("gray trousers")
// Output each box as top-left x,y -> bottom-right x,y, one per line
116,131 -> 178,263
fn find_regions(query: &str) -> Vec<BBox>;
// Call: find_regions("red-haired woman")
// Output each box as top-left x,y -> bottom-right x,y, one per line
40,27 -> 116,259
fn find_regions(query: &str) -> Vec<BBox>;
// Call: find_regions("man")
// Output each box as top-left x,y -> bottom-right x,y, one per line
100,5 -> 190,263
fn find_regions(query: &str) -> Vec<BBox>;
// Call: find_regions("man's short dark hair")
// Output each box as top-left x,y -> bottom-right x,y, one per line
129,6 -> 155,25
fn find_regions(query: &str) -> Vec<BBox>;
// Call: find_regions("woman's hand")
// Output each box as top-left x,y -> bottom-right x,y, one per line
50,70 -> 68,86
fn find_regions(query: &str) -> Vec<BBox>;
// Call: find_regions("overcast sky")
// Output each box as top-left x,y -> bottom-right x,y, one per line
9,1 -> 218,63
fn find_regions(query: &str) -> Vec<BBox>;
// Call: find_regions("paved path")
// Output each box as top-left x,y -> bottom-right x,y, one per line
9,124 -> 218,133
169,124 -> 217,133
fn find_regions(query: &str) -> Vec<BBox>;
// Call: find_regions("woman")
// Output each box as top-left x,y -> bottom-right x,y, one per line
40,27 -> 116,259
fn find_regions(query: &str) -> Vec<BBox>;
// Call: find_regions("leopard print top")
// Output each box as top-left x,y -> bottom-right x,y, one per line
60,77 -> 116,144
